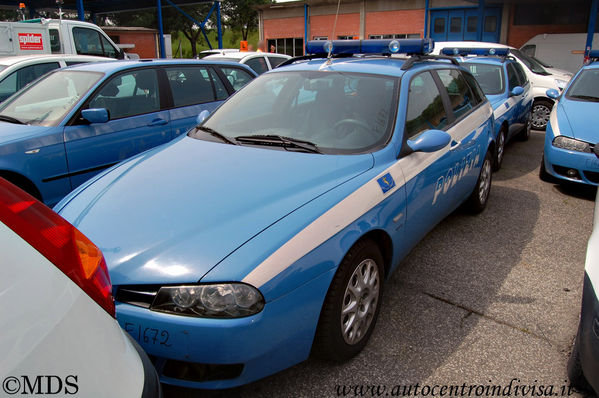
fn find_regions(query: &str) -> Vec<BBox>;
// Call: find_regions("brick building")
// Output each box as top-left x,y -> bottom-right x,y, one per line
256,0 -> 596,56
101,26 -> 161,58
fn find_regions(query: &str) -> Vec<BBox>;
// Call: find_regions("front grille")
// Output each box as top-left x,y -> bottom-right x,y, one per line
162,359 -> 244,382
115,285 -> 160,308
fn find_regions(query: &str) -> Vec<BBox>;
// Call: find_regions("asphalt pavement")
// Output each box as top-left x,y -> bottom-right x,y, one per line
164,129 -> 597,398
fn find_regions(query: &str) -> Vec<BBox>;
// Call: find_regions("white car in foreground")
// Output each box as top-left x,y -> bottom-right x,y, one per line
0,178 -> 161,397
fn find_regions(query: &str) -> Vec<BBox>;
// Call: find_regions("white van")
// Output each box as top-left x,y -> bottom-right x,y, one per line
520,33 -> 599,75
0,19 -> 125,59
433,41 -> 573,130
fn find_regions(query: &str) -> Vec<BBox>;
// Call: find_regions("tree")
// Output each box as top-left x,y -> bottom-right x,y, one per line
221,0 -> 272,41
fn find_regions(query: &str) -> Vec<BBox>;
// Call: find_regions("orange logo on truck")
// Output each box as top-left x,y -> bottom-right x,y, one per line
18,33 -> 43,50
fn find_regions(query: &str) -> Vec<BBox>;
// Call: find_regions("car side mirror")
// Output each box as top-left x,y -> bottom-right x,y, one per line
546,88 -> 560,100
407,129 -> 451,153
594,145 -> 599,159
81,108 -> 109,124
511,86 -> 524,96
196,110 -> 210,126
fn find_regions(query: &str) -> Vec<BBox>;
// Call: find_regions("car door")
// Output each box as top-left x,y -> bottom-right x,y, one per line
400,69 -> 487,250
164,65 -> 230,138
513,61 -> 532,126
64,67 -> 171,189
505,62 -> 524,138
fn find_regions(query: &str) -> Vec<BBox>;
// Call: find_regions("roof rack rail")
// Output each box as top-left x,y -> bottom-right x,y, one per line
277,53 -> 353,68
400,54 -> 460,70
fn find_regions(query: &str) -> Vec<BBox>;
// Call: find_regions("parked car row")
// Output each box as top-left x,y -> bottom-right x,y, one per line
1,38 -> 597,395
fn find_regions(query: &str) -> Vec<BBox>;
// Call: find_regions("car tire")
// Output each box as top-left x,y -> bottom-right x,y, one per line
494,128 -> 506,171
539,156 -> 557,183
531,100 -> 553,130
518,112 -> 532,141
465,149 -> 492,214
312,238 -> 384,362
567,328 -> 592,392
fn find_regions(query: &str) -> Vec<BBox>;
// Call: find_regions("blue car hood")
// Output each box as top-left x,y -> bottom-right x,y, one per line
59,137 -> 374,286
558,100 -> 599,143
487,95 -> 506,110
0,122 -> 53,145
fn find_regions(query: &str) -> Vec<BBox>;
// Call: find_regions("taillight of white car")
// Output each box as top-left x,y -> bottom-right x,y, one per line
0,177 -> 114,316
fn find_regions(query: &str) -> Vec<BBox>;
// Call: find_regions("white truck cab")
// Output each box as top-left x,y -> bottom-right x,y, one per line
0,19 -> 125,59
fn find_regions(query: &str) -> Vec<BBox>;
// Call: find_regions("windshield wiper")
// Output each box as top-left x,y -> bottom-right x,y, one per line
0,115 -> 26,125
235,134 -> 322,154
570,95 -> 599,102
196,126 -> 237,145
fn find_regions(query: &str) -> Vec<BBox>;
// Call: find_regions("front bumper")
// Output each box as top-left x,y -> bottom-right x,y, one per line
577,273 -> 599,394
543,139 -> 599,186
115,268 -> 335,389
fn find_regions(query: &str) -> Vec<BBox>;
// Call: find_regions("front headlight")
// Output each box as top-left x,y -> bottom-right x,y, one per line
151,283 -> 265,318
555,79 -> 568,91
552,136 -> 591,153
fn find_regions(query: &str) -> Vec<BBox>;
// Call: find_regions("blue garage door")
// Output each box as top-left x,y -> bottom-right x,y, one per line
430,7 -> 501,43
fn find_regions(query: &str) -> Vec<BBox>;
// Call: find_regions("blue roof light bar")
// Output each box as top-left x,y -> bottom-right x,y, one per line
306,38 -> 434,56
589,50 -> 599,60
440,47 -> 509,57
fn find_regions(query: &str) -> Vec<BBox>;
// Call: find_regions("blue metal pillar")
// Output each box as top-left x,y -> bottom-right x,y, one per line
423,0 -> 429,38
157,0 -> 166,58
477,0 -> 485,41
76,0 -> 84,21
216,1 -> 222,49
304,4 -> 308,54
585,0 -> 599,61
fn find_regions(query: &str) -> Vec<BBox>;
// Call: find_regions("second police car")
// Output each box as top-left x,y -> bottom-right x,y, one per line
441,47 -> 533,170
541,50 -> 599,186
55,39 -> 496,388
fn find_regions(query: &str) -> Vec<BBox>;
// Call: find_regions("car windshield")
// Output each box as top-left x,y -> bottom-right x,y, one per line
0,70 -> 102,126
193,71 -> 399,154
566,69 -> 599,102
509,49 -> 549,75
532,56 -> 552,68
462,62 -> 504,95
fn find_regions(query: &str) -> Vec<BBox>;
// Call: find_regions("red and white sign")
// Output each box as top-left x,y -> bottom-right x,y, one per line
18,33 -> 44,51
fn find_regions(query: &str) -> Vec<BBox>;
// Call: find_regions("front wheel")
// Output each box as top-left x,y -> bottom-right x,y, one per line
464,150 -> 492,214
518,112 -> 532,141
494,128 -> 506,171
531,100 -> 553,130
312,239 -> 384,361
567,328 -> 592,392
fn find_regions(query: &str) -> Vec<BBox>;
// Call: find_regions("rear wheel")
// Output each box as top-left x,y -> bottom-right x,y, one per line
531,100 -> 553,130
313,239 -> 384,361
518,112 -> 532,141
465,150 -> 492,214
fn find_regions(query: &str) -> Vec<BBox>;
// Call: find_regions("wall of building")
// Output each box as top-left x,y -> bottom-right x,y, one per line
102,29 -> 158,58
365,9 -> 424,38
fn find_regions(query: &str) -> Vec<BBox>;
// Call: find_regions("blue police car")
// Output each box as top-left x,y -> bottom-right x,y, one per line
441,47 -> 533,170
55,39 -> 495,388
541,51 -> 599,185
0,59 -> 256,206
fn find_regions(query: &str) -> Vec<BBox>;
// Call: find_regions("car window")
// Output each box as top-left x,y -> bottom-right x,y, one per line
88,69 -> 160,119
0,62 -> 61,102
267,56 -> 287,68
0,70 -> 103,126
506,63 -> 519,90
244,57 -> 269,74
49,28 -> 61,53
66,61 -> 89,66
219,67 -> 254,91
166,66 -> 217,107
405,71 -> 448,139
436,69 -> 475,120
209,68 -> 228,100
100,35 -> 118,59
462,62 -> 504,95
461,71 -> 485,104
513,62 -> 528,86
73,27 -> 104,56
198,71 -> 398,154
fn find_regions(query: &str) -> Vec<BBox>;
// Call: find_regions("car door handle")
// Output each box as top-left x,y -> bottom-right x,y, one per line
147,118 -> 168,126
450,140 -> 460,150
